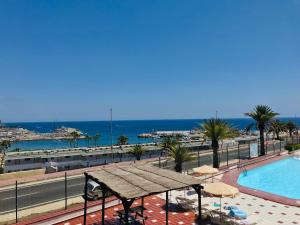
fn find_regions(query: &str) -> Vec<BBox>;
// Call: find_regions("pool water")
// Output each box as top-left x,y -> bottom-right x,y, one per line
238,157 -> 300,200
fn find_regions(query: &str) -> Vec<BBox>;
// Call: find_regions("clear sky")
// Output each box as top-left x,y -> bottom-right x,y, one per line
0,0 -> 299,122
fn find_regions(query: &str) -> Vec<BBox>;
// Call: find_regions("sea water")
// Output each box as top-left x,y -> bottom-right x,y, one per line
5,118 -> 300,151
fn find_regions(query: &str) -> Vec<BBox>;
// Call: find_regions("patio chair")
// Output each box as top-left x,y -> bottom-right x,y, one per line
175,196 -> 197,211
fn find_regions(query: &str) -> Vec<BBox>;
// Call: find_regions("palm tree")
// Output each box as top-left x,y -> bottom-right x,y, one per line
85,135 -> 92,147
244,123 -> 255,135
160,137 -> 177,156
0,140 -> 11,153
268,120 -> 286,140
129,144 -> 145,160
167,144 -> 194,173
70,131 -> 80,147
118,135 -> 128,145
285,120 -> 298,137
245,105 -> 279,156
201,118 -> 236,168
93,133 -> 101,147
0,140 -> 11,174
68,138 -> 75,148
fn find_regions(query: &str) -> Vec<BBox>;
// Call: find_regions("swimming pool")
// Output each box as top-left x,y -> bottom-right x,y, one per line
238,157 -> 300,200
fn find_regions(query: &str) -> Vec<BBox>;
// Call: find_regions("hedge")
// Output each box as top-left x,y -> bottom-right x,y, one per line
285,144 -> 300,152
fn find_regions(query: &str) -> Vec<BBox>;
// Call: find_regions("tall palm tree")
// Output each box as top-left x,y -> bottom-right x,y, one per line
93,133 -> 101,147
160,137 -> 177,155
167,144 -> 194,173
129,144 -> 145,161
201,118 -> 236,168
245,105 -> 279,156
0,140 -> 11,153
244,123 -> 255,135
68,139 -> 75,148
85,135 -> 92,147
285,120 -> 298,137
0,140 -> 11,174
268,120 -> 286,140
118,135 -> 128,145
70,131 -> 80,147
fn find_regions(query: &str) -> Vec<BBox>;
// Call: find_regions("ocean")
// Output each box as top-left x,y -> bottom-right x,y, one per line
5,118 -> 300,151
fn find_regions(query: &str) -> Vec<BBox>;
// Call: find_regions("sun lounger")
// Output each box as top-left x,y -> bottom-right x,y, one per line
175,196 -> 197,211
224,205 -> 239,210
229,209 -> 247,219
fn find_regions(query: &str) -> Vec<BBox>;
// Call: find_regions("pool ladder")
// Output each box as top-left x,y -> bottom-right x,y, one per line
240,165 -> 248,176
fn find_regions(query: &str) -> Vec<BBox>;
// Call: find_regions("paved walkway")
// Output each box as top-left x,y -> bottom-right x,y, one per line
165,180 -> 300,224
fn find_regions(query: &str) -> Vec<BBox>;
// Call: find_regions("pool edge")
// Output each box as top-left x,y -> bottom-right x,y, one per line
222,154 -> 300,207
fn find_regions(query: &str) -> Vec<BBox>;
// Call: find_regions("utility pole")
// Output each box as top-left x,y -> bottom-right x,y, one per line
215,110 -> 218,119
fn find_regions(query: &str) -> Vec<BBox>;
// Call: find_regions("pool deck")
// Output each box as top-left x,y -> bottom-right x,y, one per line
222,153 -> 300,207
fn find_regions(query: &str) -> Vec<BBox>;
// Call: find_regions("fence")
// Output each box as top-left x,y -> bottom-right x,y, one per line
0,172 -> 85,223
158,139 -> 292,173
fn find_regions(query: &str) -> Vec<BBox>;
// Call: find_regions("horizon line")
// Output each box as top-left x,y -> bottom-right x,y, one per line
2,116 -> 299,124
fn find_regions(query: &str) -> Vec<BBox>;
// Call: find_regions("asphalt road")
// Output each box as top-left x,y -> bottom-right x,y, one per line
0,142 -> 282,214
0,175 -> 85,214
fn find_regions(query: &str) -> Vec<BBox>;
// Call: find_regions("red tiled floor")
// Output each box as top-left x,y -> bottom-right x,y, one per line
55,196 -> 198,225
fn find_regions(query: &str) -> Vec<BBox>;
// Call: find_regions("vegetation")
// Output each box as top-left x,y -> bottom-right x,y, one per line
268,119 -> 286,140
285,120 -> 298,137
93,133 -> 101,147
245,105 -> 279,156
0,140 -> 11,153
68,138 -> 75,148
70,131 -> 81,147
160,137 -> 178,155
118,135 -> 128,145
285,143 -> 300,152
85,135 -> 92,147
0,140 -> 11,174
129,144 -> 145,160
167,144 -> 194,173
201,118 -> 236,168
244,123 -> 255,135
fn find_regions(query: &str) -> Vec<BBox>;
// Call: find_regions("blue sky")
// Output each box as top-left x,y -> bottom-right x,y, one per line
0,0 -> 299,122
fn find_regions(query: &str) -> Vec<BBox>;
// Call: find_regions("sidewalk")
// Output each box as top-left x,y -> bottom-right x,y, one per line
13,196 -> 117,225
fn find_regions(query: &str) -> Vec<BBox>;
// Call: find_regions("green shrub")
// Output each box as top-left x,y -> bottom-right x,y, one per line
285,144 -> 300,152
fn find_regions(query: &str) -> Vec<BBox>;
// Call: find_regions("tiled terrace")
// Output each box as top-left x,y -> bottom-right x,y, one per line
55,196 -> 199,225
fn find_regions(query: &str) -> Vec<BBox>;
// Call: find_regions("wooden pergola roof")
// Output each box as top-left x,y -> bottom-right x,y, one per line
86,164 -> 201,199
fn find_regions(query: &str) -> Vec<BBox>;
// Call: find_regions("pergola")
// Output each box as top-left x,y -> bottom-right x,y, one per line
83,164 -> 204,225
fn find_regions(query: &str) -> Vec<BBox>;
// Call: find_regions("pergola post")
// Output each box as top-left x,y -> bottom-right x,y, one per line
83,173 -> 89,225
141,196 -> 144,217
165,191 -> 169,225
122,198 -> 134,225
193,184 -> 204,223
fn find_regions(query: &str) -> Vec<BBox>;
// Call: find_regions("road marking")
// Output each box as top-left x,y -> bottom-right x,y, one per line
2,191 -> 40,200
0,194 -> 82,214
0,175 -> 84,192
68,183 -> 84,188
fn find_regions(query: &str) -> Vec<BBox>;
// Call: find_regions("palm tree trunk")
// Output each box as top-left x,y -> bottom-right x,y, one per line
276,132 -> 280,140
212,141 -> 219,168
259,128 -> 265,156
175,162 -> 182,173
